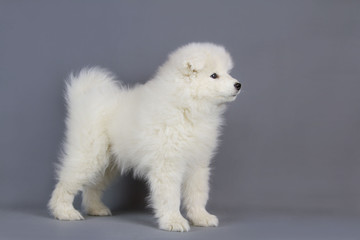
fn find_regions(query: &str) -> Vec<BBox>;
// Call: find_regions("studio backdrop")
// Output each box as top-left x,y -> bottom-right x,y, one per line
1,0 -> 360,214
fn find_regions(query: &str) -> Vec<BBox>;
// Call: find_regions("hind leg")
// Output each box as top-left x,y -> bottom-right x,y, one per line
48,138 -> 111,220
82,162 -> 118,216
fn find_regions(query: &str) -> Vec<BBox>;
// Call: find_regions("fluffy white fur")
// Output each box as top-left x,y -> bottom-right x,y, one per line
48,43 -> 241,232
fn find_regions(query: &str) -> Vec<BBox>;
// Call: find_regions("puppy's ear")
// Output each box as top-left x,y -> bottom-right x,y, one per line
183,54 -> 206,73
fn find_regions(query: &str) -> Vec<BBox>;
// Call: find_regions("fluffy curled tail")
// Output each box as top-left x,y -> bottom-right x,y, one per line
65,67 -> 120,106
61,67 -> 121,149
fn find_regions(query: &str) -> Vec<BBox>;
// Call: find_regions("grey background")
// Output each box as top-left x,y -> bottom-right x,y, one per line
1,0 -> 360,239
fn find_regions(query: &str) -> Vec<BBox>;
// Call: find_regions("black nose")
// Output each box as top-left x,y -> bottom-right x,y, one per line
234,82 -> 241,91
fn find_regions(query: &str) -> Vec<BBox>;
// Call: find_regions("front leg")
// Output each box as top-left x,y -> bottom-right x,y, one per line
182,166 -> 218,227
148,168 -> 190,232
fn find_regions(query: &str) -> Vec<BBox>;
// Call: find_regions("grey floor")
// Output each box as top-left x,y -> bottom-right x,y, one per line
1,208 -> 360,240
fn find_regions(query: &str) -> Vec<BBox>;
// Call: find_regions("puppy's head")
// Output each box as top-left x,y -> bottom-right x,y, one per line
167,43 -> 241,104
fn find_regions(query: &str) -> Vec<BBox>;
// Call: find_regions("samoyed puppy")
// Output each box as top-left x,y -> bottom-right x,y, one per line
48,43 -> 241,232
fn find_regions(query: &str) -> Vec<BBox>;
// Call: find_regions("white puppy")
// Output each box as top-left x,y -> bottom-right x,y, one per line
48,43 -> 241,232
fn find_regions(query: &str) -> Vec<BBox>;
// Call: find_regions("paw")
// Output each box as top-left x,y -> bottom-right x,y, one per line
159,214 -> 190,232
53,207 -> 84,221
86,205 -> 112,216
187,209 -> 218,227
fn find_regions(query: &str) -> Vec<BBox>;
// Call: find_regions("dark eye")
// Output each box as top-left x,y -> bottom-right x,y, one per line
210,73 -> 218,79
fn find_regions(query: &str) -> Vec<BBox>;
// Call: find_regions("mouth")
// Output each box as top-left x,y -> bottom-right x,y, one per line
219,93 -> 238,102
232,89 -> 241,97
231,92 -> 239,97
